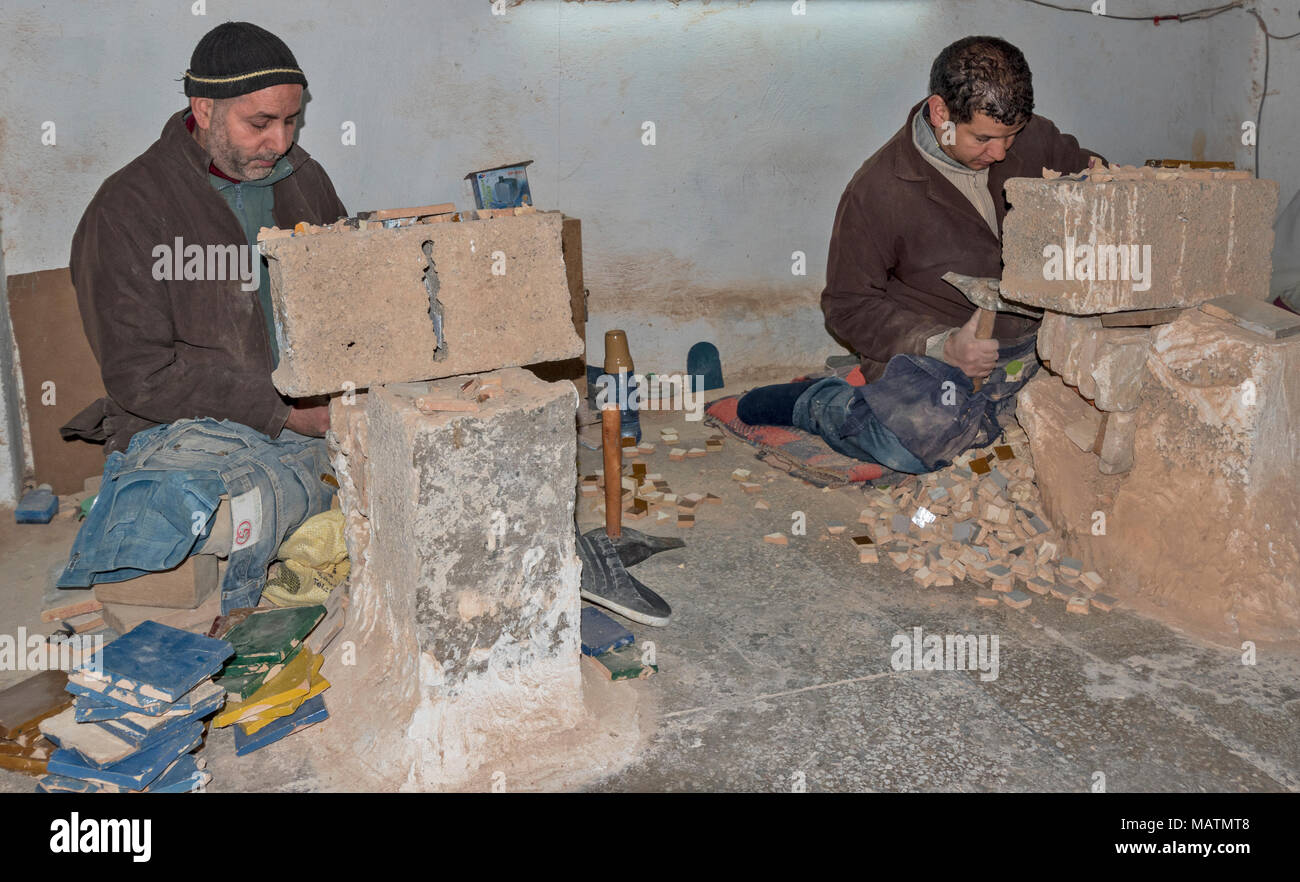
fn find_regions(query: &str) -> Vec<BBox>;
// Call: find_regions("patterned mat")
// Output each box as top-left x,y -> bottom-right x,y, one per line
704,392 -> 904,489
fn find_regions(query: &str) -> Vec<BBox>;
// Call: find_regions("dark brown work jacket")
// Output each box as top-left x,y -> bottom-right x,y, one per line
821,100 -> 1099,381
63,109 -> 347,454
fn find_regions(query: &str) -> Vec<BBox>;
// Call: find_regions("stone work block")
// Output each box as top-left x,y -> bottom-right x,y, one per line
1035,310 -> 1066,367
1145,310 -> 1297,487
1016,307 -> 1300,640
1003,176 -> 1278,314
1038,312 -> 1151,410
316,368 -> 584,788
263,212 -> 583,396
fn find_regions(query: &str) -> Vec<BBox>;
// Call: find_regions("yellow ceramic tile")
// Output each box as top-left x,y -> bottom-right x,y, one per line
237,669 -> 330,735
214,649 -> 320,728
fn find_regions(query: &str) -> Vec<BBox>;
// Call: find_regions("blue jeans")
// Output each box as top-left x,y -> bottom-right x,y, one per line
793,377 -> 929,473
58,418 -> 335,614
796,333 -> 1041,474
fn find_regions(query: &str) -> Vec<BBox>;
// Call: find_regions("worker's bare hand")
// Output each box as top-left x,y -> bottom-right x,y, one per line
285,398 -> 330,437
943,309 -> 1000,380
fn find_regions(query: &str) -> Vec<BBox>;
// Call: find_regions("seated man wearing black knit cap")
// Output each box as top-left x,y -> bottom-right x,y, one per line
59,22 -> 348,613
738,36 -> 1100,475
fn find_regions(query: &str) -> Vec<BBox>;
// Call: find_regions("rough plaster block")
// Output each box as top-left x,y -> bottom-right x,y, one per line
1096,411 -> 1136,475
1017,310 -> 1300,641
1090,329 -> 1151,412
1058,316 -> 1103,389
263,212 -> 583,396
1036,310 -> 1065,366
1073,324 -> 1104,400
1003,177 -> 1278,313
316,368 -> 583,789
1145,310 -> 1299,488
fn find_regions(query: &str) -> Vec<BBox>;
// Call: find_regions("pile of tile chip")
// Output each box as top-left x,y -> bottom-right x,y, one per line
848,424 -> 1118,614
582,429 -> 726,530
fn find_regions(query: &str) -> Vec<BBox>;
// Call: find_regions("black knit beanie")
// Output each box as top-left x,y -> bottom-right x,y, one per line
183,22 -> 307,99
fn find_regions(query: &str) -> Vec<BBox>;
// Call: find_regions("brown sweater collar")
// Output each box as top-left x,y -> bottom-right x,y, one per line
888,98 -> 1029,234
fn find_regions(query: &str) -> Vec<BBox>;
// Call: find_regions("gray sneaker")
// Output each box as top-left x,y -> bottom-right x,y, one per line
577,528 -> 672,626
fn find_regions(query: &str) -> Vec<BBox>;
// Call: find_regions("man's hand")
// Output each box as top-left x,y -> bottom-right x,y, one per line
942,309 -> 999,380
284,397 -> 330,437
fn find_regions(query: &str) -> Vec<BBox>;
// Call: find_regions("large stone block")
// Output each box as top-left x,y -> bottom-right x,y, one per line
1016,308 -> 1300,641
312,368 -> 584,788
262,212 -> 584,396
1002,175 -> 1278,314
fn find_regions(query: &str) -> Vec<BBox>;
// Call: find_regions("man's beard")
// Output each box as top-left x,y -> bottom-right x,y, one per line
206,114 -> 280,180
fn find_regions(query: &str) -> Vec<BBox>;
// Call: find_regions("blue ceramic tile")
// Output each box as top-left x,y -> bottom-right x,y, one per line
36,773 -> 104,793
46,721 -> 203,790
94,683 -> 224,745
73,694 -> 133,722
233,694 -> 328,756
66,678 -> 172,716
143,754 -> 206,793
75,621 -> 233,702
15,489 -> 58,524
580,606 -> 635,656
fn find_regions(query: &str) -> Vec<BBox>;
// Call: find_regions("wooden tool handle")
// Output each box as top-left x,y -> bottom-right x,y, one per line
602,406 -> 622,539
972,307 -> 996,392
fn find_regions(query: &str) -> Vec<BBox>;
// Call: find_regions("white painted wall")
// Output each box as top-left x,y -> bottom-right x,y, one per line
0,0 -> 1289,381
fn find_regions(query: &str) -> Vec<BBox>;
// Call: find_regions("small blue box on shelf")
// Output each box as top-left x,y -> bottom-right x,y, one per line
465,161 -> 534,210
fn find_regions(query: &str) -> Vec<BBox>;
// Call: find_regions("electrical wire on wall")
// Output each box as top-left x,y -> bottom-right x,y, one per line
1017,1 -> 1300,179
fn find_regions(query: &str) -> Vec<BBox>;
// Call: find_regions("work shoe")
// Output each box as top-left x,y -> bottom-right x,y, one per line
577,528 -> 672,627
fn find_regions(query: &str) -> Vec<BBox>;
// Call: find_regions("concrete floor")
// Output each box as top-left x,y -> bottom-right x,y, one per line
2,386 -> 1298,792
576,403 -> 1300,793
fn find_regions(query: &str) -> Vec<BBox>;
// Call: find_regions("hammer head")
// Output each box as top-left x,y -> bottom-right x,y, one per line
941,272 -> 1043,319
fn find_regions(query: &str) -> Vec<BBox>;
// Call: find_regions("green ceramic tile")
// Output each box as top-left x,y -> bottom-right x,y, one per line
590,645 -> 657,682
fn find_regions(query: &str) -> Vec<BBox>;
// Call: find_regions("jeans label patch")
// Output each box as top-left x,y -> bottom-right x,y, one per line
230,486 -> 262,552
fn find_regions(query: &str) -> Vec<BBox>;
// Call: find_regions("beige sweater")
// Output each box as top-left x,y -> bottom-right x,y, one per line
911,107 -> 999,236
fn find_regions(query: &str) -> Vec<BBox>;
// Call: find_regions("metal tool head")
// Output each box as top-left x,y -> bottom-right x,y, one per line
941,272 -> 1043,319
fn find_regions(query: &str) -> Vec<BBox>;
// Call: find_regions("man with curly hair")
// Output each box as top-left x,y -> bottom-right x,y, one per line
739,36 -> 1102,474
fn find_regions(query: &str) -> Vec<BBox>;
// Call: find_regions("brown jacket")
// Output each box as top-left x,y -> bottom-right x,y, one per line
63,109 -> 347,454
822,100 -> 1099,381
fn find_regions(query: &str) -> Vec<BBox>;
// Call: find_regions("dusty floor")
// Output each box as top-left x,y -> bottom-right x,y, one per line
2,375 -> 1298,792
